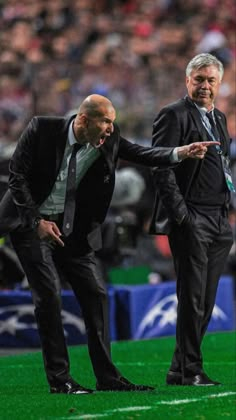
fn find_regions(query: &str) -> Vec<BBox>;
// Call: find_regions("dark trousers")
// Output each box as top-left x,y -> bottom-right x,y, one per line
10,229 -> 120,387
168,207 -> 233,377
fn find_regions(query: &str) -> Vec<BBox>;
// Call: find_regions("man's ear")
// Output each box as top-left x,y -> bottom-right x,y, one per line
79,114 -> 88,127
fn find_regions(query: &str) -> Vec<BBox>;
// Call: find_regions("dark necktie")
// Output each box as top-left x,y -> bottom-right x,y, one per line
62,143 -> 81,236
206,111 -> 220,141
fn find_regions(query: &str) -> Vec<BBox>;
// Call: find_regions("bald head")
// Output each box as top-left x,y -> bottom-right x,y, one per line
78,94 -> 115,118
73,94 -> 116,148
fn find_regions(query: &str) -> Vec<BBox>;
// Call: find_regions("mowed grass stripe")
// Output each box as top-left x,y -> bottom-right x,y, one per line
116,361 -> 235,366
0,331 -> 235,420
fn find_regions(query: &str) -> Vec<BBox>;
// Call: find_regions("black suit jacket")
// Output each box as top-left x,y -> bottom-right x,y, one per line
0,115 -> 175,249
149,96 -> 231,235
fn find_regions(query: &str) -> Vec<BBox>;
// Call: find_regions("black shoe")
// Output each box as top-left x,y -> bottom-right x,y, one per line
50,380 -> 93,394
166,370 -> 182,385
96,376 -> 155,392
182,373 -> 221,386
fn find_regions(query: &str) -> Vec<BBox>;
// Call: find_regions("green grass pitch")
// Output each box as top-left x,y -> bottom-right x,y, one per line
0,331 -> 235,419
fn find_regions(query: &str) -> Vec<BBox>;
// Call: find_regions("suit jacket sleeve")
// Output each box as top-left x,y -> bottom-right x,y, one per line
152,108 -> 188,223
118,135 -> 177,167
8,117 -> 41,228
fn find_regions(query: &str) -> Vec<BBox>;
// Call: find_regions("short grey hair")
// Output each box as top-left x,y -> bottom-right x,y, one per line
186,53 -> 224,81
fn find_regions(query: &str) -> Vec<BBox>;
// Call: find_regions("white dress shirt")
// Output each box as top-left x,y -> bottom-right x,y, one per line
39,121 -> 100,215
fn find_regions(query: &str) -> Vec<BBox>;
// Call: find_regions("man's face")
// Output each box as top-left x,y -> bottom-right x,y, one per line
85,105 -> 116,148
186,65 -> 221,110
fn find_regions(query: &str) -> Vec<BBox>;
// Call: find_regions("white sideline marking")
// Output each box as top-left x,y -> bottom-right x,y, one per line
155,392 -> 236,406
62,392 -> 236,419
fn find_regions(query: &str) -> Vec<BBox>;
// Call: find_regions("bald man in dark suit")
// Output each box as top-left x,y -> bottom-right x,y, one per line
0,94 -> 214,394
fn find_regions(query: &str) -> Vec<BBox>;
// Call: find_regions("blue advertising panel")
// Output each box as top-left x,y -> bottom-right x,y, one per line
0,288 -> 117,347
115,276 -> 235,340
0,276 -> 234,347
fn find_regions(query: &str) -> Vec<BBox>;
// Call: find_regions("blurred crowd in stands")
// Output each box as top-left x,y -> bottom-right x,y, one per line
0,0 -> 235,289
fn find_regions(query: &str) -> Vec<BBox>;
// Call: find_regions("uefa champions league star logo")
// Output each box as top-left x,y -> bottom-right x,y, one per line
0,293 -> 229,341
135,293 -> 228,339
0,305 -> 86,336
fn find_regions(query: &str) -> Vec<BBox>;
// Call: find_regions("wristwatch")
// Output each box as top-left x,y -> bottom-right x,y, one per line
32,217 -> 42,230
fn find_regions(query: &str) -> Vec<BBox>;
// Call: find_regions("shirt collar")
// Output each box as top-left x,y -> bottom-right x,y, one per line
68,120 -> 78,146
194,102 -> 215,117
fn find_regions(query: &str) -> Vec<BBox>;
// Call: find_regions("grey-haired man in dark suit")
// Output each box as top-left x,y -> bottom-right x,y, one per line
150,54 -> 234,386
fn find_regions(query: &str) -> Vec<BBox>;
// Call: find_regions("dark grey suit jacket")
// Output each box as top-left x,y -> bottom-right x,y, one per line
0,115 -> 175,250
149,96 -> 231,235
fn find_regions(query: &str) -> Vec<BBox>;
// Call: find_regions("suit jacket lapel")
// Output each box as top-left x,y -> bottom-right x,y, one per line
55,117 -> 74,175
99,142 -> 115,173
185,97 -> 209,142
214,110 -> 230,155
215,113 -> 228,139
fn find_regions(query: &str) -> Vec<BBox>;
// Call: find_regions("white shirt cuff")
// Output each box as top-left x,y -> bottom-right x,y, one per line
171,147 -> 182,162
